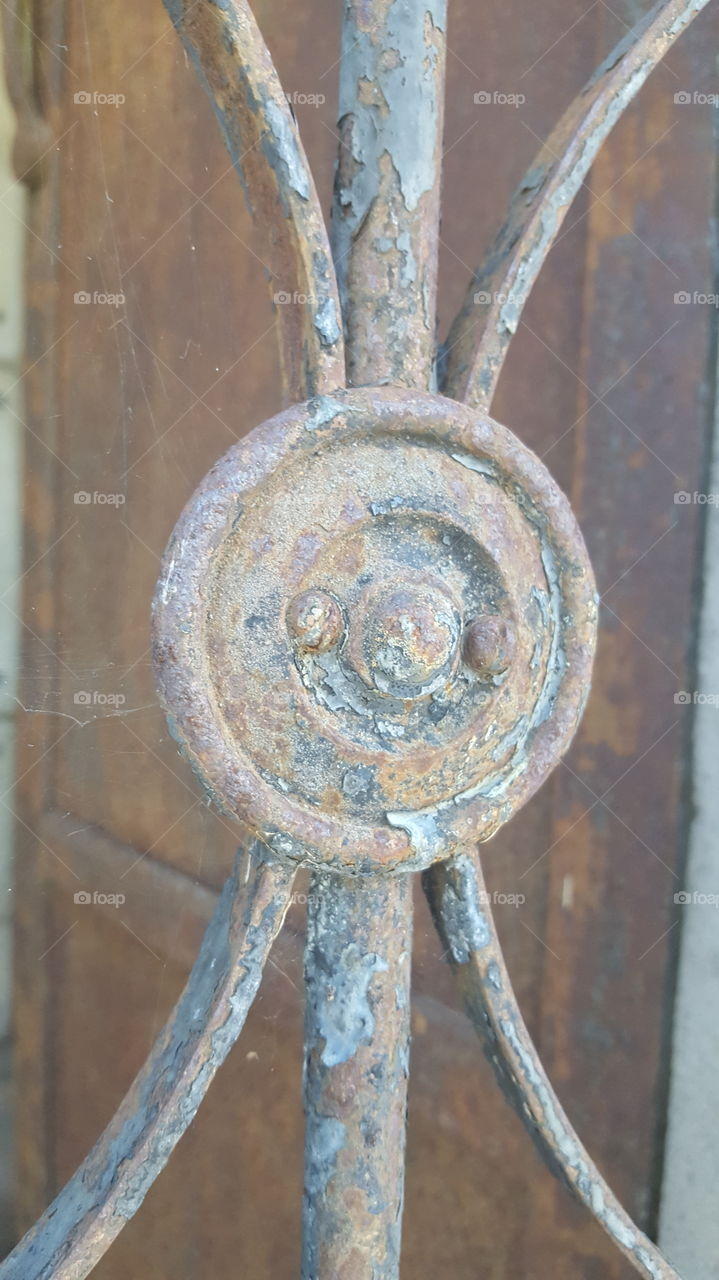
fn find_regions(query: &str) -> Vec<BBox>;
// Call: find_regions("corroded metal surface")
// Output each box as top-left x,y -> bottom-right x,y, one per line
164,0 -> 345,400
297,8 -> 443,1271
2,0 -> 713,1275
298,8 -> 443,1270
332,0 -> 447,388
424,851 -> 682,1280
0,850 -> 294,1280
302,874 -> 412,1279
152,387 -> 597,874
442,0 -> 712,410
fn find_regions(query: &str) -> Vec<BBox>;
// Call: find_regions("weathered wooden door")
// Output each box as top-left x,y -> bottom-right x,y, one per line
10,0 -> 717,1275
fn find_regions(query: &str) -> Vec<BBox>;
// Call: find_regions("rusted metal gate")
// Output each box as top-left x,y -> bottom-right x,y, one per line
0,0 -> 713,1276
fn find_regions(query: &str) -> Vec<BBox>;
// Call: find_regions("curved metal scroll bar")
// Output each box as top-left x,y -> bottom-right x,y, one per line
441,0 -> 712,411
0,848 -> 294,1280
424,850 -> 682,1280
163,0 -> 346,400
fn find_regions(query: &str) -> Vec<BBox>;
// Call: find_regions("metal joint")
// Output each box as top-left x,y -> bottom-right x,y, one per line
1,0 -> 713,1276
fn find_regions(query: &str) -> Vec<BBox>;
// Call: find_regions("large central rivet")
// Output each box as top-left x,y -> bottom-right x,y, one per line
360,586 -> 460,698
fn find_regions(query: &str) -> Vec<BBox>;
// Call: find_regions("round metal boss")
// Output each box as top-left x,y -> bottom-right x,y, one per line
152,387 -> 597,873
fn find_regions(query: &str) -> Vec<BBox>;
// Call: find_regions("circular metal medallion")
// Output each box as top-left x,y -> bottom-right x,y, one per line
152,387 -> 597,873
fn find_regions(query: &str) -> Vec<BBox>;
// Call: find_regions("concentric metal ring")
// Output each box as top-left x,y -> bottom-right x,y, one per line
152,387 -> 597,873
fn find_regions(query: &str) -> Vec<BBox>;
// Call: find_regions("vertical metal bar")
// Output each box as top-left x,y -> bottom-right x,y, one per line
302,875 -> 413,1278
332,0 -> 447,390
302,3 -> 447,1276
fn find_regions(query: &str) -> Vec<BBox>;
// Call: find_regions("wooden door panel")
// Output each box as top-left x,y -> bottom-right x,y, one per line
51,0 -> 280,879
13,0 -> 718,1275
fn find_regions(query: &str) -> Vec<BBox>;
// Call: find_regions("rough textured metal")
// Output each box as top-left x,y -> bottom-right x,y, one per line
0,850 -> 294,1280
2,0 -> 713,1276
152,386 -> 597,874
302,873 -> 412,1279
164,0 -> 345,400
441,0 -> 713,410
332,0 -> 447,389
424,851 -> 682,1280
298,8 -> 444,1273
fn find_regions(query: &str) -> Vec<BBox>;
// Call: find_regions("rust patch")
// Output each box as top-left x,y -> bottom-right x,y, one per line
152,386 -> 597,874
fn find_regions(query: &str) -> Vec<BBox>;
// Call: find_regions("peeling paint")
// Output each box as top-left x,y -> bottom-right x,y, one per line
316,945 -> 388,1067
303,873 -> 411,1278
304,395 -> 347,431
313,296 -> 341,348
264,98 -> 311,199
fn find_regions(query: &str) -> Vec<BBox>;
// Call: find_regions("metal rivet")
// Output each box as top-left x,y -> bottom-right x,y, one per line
364,588 -> 459,696
463,614 -> 515,677
286,590 -> 343,652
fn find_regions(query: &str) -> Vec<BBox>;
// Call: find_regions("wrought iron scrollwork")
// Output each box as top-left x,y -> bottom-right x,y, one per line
1,0 -> 712,1276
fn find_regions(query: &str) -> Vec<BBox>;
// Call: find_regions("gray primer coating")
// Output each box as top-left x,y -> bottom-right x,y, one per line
337,1 -> 446,209
313,943 -> 389,1068
334,0 -> 447,304
436,852 -> 492,963
302,873 -> 411,1279
263,98 -> 311,200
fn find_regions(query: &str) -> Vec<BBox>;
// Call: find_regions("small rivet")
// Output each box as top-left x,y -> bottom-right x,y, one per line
463,614 -> 515,677
287,590 -> 343,652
